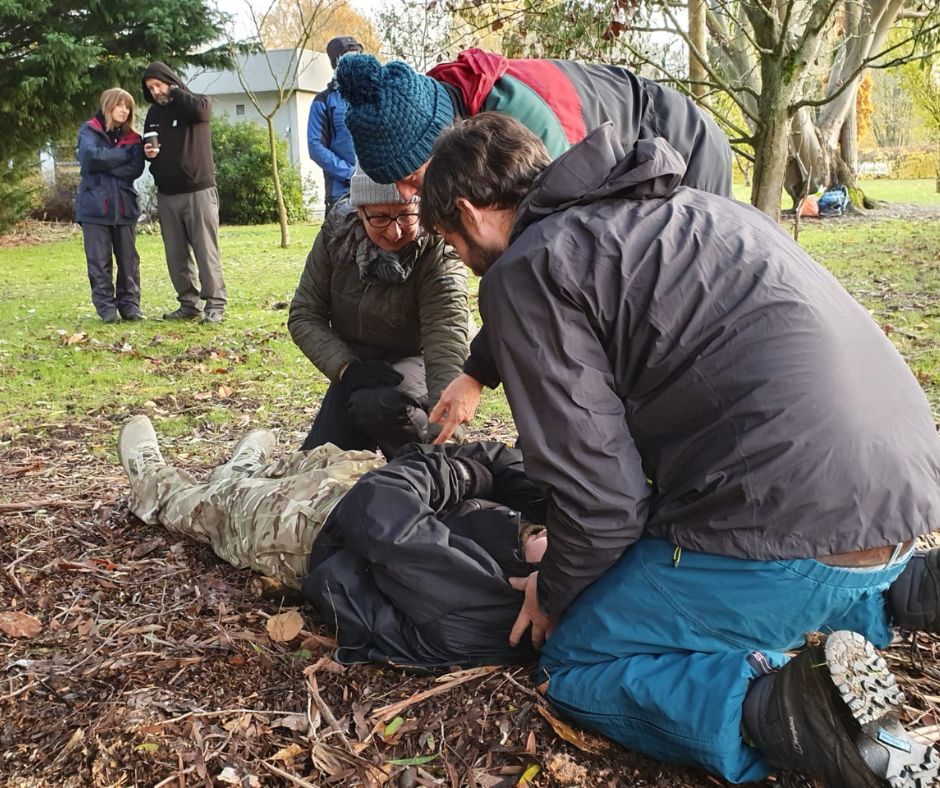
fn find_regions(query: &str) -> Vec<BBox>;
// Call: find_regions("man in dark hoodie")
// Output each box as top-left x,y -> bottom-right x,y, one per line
142,62 -> 227,324
419,113 -> 940,788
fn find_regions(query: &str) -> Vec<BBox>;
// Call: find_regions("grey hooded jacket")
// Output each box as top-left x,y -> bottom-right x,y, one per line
480,125 -> 940,618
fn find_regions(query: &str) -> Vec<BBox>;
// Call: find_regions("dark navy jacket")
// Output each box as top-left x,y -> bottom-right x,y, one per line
303,442 -> 545,669
75,116 -> 144,226
307,82 -> 355,205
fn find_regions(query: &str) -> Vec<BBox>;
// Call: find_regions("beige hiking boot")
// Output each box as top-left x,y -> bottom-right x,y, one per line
207,430 -> 277,482
118,415 -> 166,524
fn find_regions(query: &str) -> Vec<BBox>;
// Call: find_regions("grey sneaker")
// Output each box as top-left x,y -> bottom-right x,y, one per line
121,310 -> 145,322
207,430 -> 277,483
101,310 -> 121,323
887,549 -> 940,631
163,307 -> 202,321
201,310 -> 224,325
744,630 -> 939,788
118,415 -> 166,524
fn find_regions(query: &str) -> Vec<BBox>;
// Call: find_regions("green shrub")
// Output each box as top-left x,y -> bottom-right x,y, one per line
213,116 -> 308,225
0,153 -> 42,233
30,168 -> 80,222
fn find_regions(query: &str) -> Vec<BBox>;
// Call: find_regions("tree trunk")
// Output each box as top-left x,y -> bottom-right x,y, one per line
267,118 -> 290,249
751,67 -> 793,220
689,0 -> 707,100
839,102 -> 858,176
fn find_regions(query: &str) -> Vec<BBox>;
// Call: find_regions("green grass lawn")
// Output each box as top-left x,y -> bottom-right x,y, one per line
731,177 -> 940,206
0,222 -> 509,459
2,216 -> 939,460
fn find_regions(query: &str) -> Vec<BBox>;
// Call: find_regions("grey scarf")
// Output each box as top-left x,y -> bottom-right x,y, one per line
332,205 -> 422,285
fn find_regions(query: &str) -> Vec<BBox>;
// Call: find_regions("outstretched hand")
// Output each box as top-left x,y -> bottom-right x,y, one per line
429,373 -> 483,444
509,571 -> 555,650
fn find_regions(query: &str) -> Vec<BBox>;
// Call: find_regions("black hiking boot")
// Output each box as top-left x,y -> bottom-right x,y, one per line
162,307 -> 202,321
887,549 -> 940,631
743,630 -> 939,787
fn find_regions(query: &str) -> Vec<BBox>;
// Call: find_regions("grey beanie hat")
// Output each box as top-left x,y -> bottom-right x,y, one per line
349,165 -> 413,207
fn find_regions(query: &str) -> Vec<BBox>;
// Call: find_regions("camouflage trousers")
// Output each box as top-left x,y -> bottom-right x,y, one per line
133,443 -> 385,589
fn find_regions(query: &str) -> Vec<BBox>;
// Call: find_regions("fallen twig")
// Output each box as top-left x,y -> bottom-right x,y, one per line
0,499 -> 107,512
261,760 -> 319,787
369,665 -> 499,725
304,667 -> 353,751
153,765 -> 196,788
134,708 -> 291,730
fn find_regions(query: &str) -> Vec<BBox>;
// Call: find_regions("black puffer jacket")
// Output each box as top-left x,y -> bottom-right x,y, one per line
303,443 -> 545,669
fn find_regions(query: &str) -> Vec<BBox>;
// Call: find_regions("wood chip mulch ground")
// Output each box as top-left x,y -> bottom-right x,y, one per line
2,422 -> 938,787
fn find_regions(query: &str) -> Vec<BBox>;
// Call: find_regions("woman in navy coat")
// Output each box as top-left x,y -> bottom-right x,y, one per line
75,88 -> 145,322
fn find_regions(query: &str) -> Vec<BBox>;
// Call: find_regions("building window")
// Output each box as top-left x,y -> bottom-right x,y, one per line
236,104 -> 246,117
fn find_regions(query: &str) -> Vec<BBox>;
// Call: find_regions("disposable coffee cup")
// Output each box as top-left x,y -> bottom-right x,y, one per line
143,131 -> 160,151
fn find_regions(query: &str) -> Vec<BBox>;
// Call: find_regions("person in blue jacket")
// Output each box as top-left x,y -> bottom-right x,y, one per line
308,36 -> 362,214
75,88 -> 145,323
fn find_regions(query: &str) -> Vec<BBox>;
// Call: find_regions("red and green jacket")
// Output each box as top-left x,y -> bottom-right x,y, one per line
429,49 -> 731,198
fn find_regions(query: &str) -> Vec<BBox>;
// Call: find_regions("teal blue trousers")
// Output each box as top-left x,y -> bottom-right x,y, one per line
539,538 -> 908,783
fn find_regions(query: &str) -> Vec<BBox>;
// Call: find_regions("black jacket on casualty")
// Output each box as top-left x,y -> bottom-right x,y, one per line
480,125 -> 940,619
141,62 -> 216,195
303,442 -> 545,669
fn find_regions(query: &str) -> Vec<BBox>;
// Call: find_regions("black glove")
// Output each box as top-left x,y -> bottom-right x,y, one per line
340,360 -> 404,393
451,458 -> 494,501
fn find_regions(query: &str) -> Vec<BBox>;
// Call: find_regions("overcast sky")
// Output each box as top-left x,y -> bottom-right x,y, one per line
213,0 -> 382,38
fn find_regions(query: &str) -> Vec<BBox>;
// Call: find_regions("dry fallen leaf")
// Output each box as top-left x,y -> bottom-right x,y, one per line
216,384 -> 234,399
270,743 -> 305,763
266,610 -> 304,642
0,611 -> 42,638
223,713 -> 253,733
62,332 -> 87,346
271,714 -> 308,733
536,704 -> 608,755
217,766 -> 257,786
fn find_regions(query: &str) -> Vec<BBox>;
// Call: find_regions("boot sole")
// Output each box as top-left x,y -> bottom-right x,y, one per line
825,631 -> 940,788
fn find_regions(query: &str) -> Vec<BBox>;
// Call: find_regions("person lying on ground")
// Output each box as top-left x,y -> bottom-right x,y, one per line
288,166 -> 470,457
418,112 -> 940,788
118,415 -> 545,669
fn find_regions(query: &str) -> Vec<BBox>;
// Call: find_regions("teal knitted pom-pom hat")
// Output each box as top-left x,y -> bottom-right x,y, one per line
336,55 -> 454,184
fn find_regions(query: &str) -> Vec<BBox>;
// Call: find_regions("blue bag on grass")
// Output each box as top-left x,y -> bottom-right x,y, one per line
818,185 -> 850,217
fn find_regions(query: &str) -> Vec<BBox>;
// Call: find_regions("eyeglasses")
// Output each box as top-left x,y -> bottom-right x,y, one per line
363,212 -> 420,229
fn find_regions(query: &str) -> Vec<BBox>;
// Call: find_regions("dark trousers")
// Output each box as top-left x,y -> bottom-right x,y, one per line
82,223 -> 141,317
301,356 -> 429,457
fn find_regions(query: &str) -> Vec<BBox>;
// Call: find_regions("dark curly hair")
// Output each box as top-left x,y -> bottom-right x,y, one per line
419,113 -> 551,235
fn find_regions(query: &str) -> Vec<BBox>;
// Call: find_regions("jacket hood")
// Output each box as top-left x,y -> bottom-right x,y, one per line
511,123 -> 687,241
427,49 -> 507,115
85,115 -> 142,146
141,62 -> 185,103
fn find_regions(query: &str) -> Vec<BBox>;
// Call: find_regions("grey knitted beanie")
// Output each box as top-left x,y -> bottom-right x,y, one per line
349,165 -> 410,206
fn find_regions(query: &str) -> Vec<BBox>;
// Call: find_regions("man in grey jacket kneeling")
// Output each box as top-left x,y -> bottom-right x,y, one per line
418,112 -> 940,788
